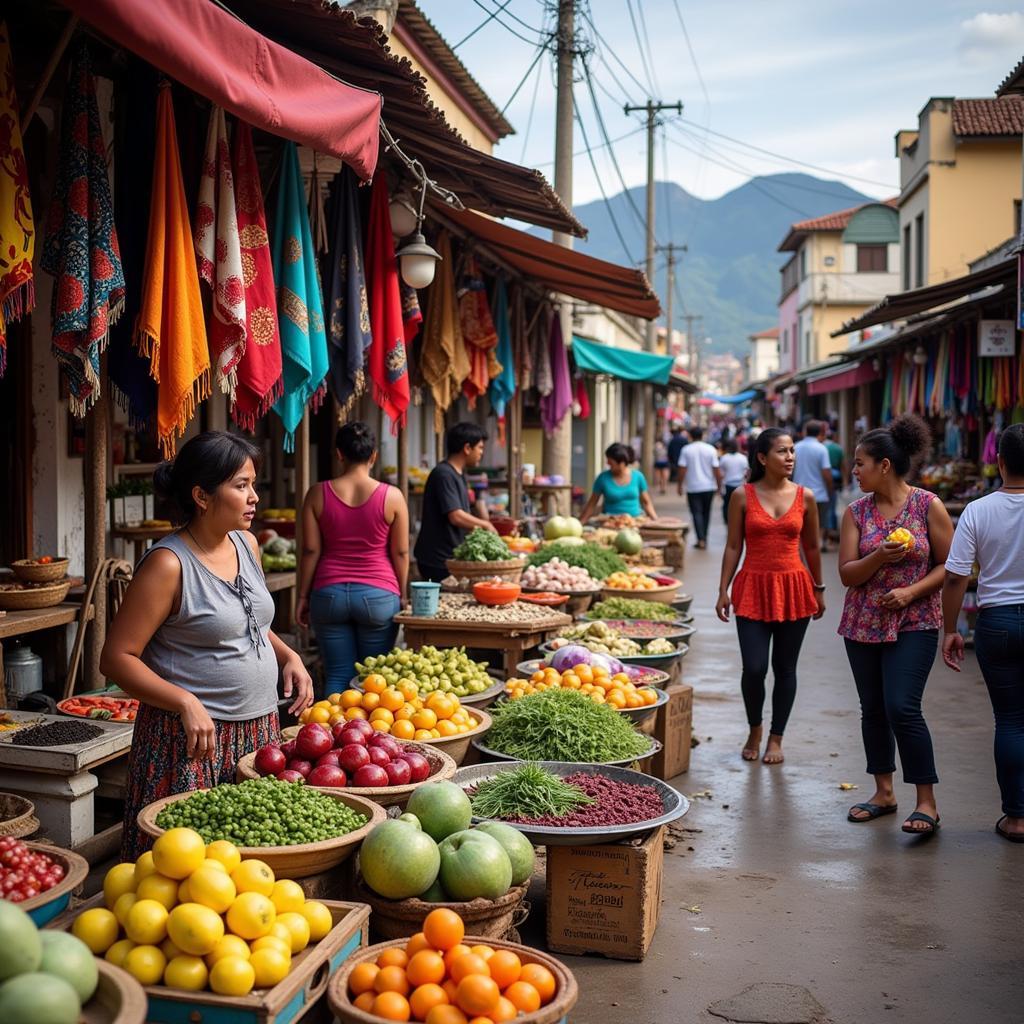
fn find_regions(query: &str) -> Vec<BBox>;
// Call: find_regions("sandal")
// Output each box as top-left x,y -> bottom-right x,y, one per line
996,815 -> 1024,843
901,811 -> 940,836
847,802 -> 898,823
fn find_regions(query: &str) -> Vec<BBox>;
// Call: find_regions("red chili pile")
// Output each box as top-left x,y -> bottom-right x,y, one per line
503,772 -> 665,827
0,838 -> 65,902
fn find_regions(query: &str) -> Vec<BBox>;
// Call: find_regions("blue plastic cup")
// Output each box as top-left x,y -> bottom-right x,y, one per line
410,581 -> 442,617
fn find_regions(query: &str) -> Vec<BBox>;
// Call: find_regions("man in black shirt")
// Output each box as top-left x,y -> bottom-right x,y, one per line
667,424 -> 686,484
414,422 -> 497,582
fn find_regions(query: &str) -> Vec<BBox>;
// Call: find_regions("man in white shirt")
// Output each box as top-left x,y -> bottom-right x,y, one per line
792,420 -> 833,551
677,426 -> 722,549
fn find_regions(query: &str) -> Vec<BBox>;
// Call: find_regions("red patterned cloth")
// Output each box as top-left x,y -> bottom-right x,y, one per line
459,256 -> 500,408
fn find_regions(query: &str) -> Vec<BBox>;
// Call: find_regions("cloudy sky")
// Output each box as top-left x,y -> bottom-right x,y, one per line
425,2 -> 1024,206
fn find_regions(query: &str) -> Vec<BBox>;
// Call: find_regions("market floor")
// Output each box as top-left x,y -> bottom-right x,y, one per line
523,491 -> 1021,1024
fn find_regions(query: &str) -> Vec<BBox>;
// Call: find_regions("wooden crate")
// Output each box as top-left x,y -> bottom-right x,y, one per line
51,897 -> 369,1024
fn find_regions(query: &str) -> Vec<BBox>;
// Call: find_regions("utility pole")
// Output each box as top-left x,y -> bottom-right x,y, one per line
656,243 -> 686,352
624,99 -> 681,481
683,312 -> 702,418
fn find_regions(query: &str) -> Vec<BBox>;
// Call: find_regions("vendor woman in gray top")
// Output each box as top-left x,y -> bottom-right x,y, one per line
102,432 -> 313,858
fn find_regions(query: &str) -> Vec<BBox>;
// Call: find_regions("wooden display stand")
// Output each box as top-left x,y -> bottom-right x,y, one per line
650,683 -> 693,780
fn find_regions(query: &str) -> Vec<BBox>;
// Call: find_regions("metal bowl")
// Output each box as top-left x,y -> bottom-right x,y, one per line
673,593 -> 694,614
572,619 -> 695,643
454,760 -> 689,846
514,658 -> 671,688
471,735 -> 662,771
619,642 -> 689,673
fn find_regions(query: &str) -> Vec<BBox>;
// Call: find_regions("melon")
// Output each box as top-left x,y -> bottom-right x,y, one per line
38,933 -> 98,1003
0,973 -> 80,1024
0,903 -> 41,981
614,528 -> 644,555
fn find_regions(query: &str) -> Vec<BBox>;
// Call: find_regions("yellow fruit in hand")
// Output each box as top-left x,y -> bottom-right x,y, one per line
275,912 -> 311,954
167,902 -> 226,956
105,939 -> 136,968
133,851 -> 157,886
270,879 -> 305,915
153,828 -> 207,880
124,944 -> 167,986
103,863 -> 137,909
205,934 -> 252,969
205,840 -> 242,873
125,899 -> 170,945
250,947 -> 291,988
227,892 -> 276,940
73,907 -> 120,954
300,901 -> 333,942
209,956 -> 256,997
164,955 -> 210,992
136,872 -> 180,911
231,859 -> 275,897
886,527 -> 915,550
113,892 -> 138,928
189,864 -> 237,913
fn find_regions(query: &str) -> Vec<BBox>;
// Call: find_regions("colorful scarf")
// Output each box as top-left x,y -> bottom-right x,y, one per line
0,22 -> 33,375
420,230 -> 469,432
194,105 -> 245,398
324,167 -> 371,418
135,83 -> 210,458
365,174 -> 410,433
271,141 -> 328,451
459,256 -> 500,408
231,122 -> 282,431
41,44 -> 125,415
401,279 -> 422,343
541,312 -> 572,436
574,375 -> 591,419
488,278 -> 515,426
532,308 -> 553,397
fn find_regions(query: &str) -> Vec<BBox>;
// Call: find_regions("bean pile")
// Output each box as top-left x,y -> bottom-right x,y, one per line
154,778 -> 369,846
9,721 -> 103,747
425,594 -> 568,626
500,772 -> 665,827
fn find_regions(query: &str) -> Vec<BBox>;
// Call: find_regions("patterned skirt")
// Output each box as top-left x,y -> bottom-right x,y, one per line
121,703 -> 280,860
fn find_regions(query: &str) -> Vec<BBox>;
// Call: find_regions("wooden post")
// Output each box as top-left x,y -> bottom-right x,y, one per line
397,422 -> 409,500
83,385 -> 109,690
507,285 -> 525,521
20,15 -> 78,134
292,411 -> 310,638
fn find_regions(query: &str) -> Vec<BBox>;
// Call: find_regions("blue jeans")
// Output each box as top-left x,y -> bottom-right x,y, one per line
974,605 -> 1024,817
310,583 -> 400,692
844,630 -> 939,784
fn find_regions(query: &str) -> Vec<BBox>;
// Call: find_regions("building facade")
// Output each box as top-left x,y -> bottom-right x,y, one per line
746,328 -> 779,383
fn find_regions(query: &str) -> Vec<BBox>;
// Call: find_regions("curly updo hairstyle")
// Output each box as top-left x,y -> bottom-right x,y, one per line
605,442 -> 636,465
335,421 -> 377,464
857,414 -> 932,478
153,431 -> 262,524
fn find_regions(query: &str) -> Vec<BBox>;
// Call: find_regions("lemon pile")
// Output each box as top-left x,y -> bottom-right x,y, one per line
71,828 -> 333,996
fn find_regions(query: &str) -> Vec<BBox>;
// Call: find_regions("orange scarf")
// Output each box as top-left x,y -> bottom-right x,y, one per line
135,84 -> 209,458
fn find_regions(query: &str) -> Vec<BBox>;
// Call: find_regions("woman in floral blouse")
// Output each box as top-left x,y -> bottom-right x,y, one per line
838,415 -> 953,837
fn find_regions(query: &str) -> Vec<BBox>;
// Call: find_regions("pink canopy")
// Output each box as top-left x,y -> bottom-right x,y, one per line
63,0 -> 381,180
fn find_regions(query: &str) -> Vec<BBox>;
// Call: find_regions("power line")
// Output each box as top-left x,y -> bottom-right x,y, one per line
661,125 -> 674,242
579,7 -> 650,100
519,41 -> 546,162
499,42 -> 547,115
533,123 -> 646,168
633,0 -> 662,94
670,0 -> 710,108
468,0 -> 547,47
624,0 -> 658,95
453,0 -> 515,50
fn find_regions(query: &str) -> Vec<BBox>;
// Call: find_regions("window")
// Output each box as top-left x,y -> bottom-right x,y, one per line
799,247 -> 807,280
902,224 -> 911,290
1015,199 -> 1022,238
857,244 -> 887,273
781,256 -> 799,299
914,214 -> 924,288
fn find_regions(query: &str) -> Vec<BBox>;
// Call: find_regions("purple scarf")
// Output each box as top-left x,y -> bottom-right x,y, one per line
540,312 -> 572,436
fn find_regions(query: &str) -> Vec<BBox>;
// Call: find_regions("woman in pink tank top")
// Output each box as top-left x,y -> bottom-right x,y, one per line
296,422 -> 410,692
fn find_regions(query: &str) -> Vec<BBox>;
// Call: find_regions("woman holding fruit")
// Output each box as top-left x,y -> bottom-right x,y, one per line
101,432 -> 314,859
838,414 -> 953,836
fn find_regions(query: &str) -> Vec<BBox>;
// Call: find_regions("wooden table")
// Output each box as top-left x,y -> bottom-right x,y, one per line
524,483 -> 573,517
265,570 -> 297,631
0,603 -> 94,705
112,525 -> 173,564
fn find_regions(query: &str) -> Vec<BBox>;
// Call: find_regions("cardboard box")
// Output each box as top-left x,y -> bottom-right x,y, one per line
651,683 -> 693,780
546,826 -> 664,961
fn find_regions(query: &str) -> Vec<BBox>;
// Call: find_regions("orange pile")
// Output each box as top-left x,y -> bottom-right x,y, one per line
504,662 -> 659,710
348,908 -> 557,1023
298,678 -> 479,742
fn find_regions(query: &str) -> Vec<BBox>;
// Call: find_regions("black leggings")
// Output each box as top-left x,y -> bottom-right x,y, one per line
736,616 -> 811,735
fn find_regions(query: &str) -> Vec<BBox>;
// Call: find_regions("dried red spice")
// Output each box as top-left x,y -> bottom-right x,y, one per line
501,772 -> 664,827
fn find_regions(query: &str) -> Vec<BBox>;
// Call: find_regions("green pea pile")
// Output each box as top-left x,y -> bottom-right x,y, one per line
154,779 -> 369,847
356,645 -> 492,697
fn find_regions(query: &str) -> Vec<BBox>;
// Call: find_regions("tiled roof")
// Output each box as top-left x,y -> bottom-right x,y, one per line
778,199 -> 898,252
996,58 -> 1024,97
750,328 -> 779,339
951,97 -> 1024,137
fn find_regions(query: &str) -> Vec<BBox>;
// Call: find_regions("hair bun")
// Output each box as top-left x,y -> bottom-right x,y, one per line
152,460 -> 176,502
888,414 -> 931,460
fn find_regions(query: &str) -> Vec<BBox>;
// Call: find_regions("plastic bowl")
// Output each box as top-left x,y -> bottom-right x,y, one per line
472,580 -> 522,606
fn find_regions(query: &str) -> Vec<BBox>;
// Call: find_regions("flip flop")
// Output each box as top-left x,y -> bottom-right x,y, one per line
996,816 -> 1024,843
847,802 -> 898,823
901,811 -> 940,836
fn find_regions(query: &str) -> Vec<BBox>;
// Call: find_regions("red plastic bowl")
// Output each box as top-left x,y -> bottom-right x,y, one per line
473,581 -> 522,606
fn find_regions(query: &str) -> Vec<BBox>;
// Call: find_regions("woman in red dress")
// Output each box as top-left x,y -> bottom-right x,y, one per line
717,428 -> 826,764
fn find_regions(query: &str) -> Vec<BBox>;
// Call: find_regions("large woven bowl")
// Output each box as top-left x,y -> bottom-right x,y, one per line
444,557 -> 525,584
83,960 -> 147,1024
329,936 -> 578,1024
0,579 -> 71,610
11,558 -> 70,583
416,706 -> 492,766
137,789 -> 386,879
0,792 -> 38,838
17,841 -> 89,926
235,740 -> 457,809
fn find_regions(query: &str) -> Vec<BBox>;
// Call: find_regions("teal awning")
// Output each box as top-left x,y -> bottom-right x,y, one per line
572,336 -> 676,384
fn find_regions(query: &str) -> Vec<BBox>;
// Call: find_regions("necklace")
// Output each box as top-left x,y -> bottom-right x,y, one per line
186,526 -> 215,558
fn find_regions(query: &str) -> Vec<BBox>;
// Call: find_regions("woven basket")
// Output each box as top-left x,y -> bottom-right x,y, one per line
444,558 -> 525,585
11,558 -> 70,583
0,793 -> 37,837
0,579 -> 72,611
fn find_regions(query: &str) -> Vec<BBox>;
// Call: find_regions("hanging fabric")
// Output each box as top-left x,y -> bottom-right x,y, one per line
231,122 -> 282,431
532,308 -> 553,397
194,106 -> 245,400
458,256 -> 500,408
271,141 -> 328,451
488,278 -> 516,423
574,375 -> 591,420
324,166 -> 371,419
400,280 -> 423,343
41,44 -> 125,416
540,312 -> 572,436
307,155 -> 330,259
420,230 -> 469,432
364,174 -> 410,433
0,22 -> 34,376
135,83 -> 209,457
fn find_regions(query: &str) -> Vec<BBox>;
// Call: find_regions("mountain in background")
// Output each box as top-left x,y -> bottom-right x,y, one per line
551,173 -> 874,355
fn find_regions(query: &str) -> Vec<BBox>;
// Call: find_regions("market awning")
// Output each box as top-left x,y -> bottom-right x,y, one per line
444,209 -> 659,319
62,0 -> 382,180
833,257 -> 1015,336
705,389 -> 757,405
571,337 -> 674,382
806,360 -> 881,397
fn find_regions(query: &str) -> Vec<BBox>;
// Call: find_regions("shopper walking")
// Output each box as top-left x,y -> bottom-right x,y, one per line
839,415 -> 953,836
941,423 -> 1024,842
101,432 -> 314,858
414,422 -> 495,583
719,440 -> 749,524
580,443 -> 658,523
793,420 -> 833,551
825,426 -> 846,545
654,436 -> 670,495
716,428 -> 824,764
677,426 -> 721,549
296,422 -> 409,693
667,423 -> 686,485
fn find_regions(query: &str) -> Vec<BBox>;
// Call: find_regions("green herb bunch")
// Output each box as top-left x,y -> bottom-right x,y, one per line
526,543 -> 625,580
452,528 -> 512,562
471,763 -> 594,820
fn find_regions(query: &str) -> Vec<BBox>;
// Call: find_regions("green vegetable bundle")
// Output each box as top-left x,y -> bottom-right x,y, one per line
586,597 -> 679,621
485,689 -> 651,763
452,528 -> 512,562
526,543 -> 625,580
471,763 -> 595,820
